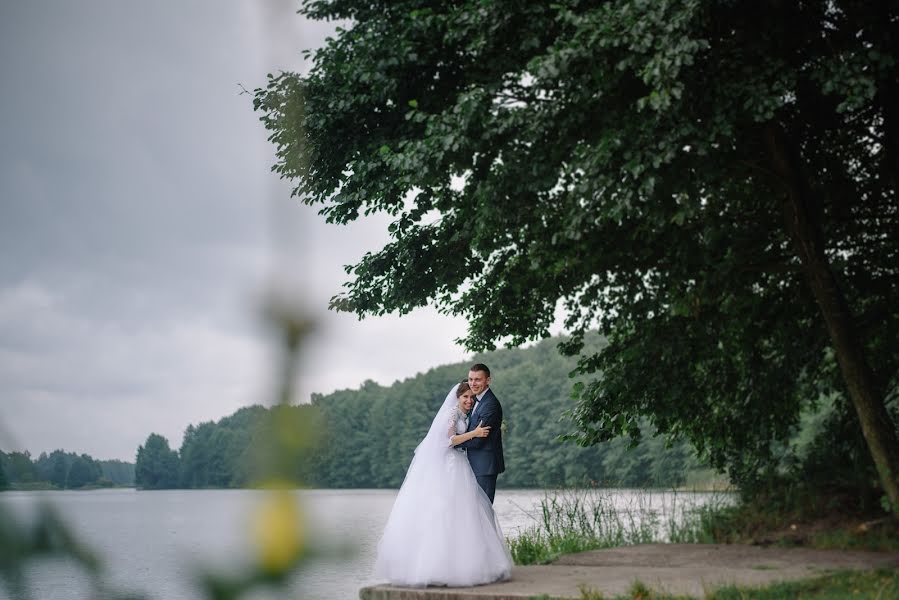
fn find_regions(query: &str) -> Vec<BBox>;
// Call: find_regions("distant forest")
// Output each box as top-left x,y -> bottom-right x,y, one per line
0,449 -> 134,490
134,335 -> 717,490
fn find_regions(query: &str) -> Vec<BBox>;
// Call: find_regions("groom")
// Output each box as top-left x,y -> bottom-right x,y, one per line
456,363 -> 505,503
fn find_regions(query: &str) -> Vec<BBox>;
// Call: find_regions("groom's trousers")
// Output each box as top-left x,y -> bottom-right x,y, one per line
476,474 -> 497,504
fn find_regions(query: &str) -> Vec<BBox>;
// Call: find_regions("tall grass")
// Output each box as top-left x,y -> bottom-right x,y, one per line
508,486 -> 899,566
665,493 -> 737,544
507,488 -> 735,565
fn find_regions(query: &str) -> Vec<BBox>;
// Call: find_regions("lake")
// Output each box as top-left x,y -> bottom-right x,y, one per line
0,488 -> 729,600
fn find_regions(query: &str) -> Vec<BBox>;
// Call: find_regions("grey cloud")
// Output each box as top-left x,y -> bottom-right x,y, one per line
0,2 -> 472,461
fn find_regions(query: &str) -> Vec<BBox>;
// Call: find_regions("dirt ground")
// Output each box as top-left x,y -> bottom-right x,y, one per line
360,543 -> 899,600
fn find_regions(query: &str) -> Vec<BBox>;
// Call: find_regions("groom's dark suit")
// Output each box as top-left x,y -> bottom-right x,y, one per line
456,387 -> 504,503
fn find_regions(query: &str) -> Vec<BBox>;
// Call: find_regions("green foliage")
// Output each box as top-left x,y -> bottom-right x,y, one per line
0,451 -> 37,485
809,525 -> 899,553
16,450 -> 103,489
710,569 -> 899,600
135,434 -> 180,490
255,0 -> 899,497
714,389 -> 899,513
64,455 -> 103,489
100,459 -> 135,486
669,488 -> 899,552
310,334 -> 710,489
508,487 -> 734,565
178,407 -> 271,488
0,450 -> 120,490
509,488 -> 657,565
665,499 -> 743,546
47,451 -> 67,488
785,396 -> 892,511
116,340 -> 886,503
129,335 -> 713,490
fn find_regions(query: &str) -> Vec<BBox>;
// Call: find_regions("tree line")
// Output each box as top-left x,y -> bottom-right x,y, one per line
0,449 -> 134,490
3,332 -> 884,500
135,331 -> 883,498
134,335 -> 713,490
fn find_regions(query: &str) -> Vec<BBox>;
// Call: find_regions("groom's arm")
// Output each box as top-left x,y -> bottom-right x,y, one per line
455,403 -> 501,450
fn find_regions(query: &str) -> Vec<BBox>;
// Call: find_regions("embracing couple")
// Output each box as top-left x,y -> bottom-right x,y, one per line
373,363 -> 513,587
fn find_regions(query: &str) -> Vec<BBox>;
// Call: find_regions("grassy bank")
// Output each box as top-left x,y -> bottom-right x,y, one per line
507,488 -> 735,564
676,499 -> 899,552
508,488 -> 899,565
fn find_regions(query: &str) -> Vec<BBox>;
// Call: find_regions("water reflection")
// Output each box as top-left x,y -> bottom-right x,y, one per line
0,488 -> 732,600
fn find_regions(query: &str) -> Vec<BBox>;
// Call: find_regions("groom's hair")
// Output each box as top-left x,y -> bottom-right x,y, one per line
470,363 -> 490,377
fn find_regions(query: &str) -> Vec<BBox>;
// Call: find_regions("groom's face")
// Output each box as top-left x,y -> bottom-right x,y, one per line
467,370 -> 490,395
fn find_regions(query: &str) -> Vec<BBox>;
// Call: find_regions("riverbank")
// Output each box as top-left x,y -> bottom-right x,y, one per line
360,543 -> 899,599
505,485 -> 899,567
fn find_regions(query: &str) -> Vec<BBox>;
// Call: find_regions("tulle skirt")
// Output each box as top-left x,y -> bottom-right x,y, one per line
373,447 -> 513,587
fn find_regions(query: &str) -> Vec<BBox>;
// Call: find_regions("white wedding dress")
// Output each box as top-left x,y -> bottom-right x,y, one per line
373,384 -> 513,587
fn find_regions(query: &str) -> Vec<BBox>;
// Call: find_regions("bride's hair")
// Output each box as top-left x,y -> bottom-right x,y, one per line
455,380 -> 471,397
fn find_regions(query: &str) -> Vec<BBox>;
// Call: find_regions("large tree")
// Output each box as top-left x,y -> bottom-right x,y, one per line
66,455 -> 102,489
135,434 -> 180,490
255,1 -> 899,510
0,451 -> 36,484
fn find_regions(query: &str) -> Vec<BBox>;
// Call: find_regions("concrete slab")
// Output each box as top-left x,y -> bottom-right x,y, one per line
359,543 -> 899,599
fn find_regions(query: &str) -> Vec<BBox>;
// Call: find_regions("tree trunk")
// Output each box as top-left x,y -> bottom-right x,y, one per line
765,123 -> 899,515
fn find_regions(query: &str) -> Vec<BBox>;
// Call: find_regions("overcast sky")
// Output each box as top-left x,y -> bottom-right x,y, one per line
0,2 -> 476,462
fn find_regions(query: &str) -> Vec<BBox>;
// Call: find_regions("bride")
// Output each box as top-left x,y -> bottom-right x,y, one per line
373,380 -> 513,587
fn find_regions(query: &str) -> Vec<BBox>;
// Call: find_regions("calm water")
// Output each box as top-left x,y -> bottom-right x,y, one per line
0,488 -> 728,600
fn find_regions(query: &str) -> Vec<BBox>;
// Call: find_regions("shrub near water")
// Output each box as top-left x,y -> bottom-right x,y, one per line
507,490 -> 631,564
509,490 -> 658,565
508,488 -> 731,565
665,496 -> 739,545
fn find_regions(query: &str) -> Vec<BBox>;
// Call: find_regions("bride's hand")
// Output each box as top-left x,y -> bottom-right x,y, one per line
473,420 -> 491,438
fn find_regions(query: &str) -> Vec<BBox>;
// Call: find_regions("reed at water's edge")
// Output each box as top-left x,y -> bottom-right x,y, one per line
508,485 -> 899,566
507,488 -> 735,565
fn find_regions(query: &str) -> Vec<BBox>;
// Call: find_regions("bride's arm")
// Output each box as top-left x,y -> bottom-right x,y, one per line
455,404 -> 500,450
450,421 -> 490,446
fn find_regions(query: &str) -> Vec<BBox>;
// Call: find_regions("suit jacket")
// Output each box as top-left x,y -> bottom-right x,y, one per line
456,387 -> 505,476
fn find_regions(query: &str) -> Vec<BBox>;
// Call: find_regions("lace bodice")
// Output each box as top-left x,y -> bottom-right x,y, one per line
446,406 -> 469,446
456,416 -> 467,434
